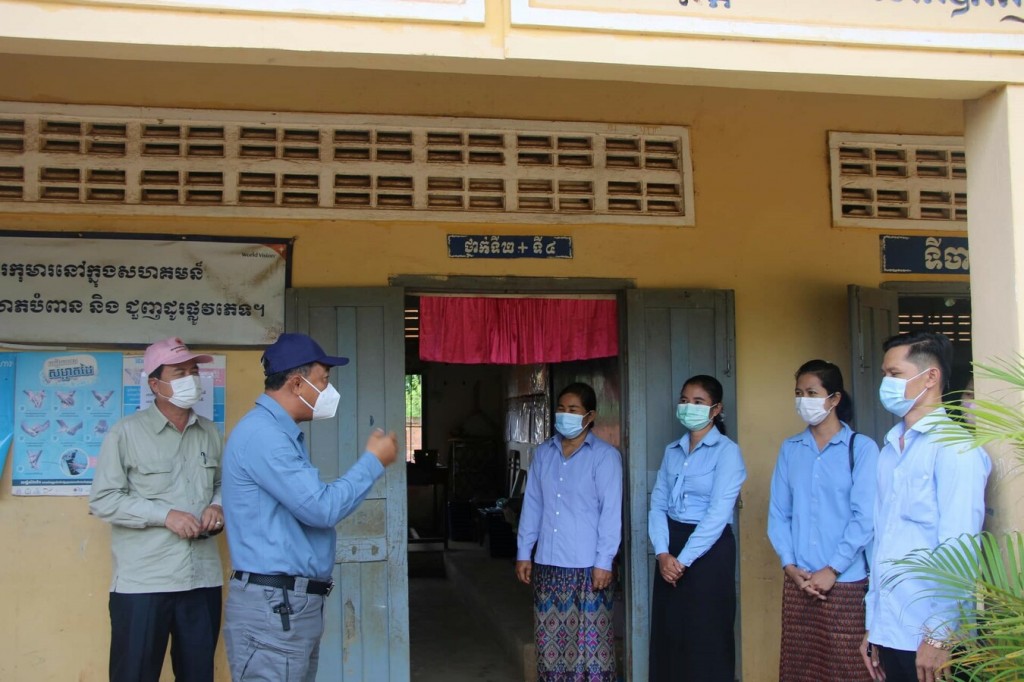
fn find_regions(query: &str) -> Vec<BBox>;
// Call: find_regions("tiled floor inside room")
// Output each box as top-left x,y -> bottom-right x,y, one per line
408,543 -> 531,682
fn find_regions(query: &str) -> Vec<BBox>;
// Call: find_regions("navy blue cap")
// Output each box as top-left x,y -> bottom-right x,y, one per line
261,333 -> 349,376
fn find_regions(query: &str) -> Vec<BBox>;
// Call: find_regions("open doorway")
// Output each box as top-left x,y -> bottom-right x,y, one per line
897,291 -> 973,395
849,283 -> 972,445
403,294 -> 626,682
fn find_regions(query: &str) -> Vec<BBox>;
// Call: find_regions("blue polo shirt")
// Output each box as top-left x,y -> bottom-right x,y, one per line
222,394 -> 384,580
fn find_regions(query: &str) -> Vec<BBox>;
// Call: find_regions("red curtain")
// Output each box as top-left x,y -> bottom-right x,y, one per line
418,296 -> 619,365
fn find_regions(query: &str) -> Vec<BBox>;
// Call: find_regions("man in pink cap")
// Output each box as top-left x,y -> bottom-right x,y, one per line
89,337 -> 224,682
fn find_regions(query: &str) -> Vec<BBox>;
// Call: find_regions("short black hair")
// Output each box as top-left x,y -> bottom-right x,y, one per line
148,364 -> 165,382
883,331 -> 953,392
264,362 -> 315,391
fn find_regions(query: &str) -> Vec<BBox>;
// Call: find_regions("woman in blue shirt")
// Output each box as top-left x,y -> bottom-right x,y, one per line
767,360 -> 878,682
515,382 -> 623,682
648,375 -> 746,682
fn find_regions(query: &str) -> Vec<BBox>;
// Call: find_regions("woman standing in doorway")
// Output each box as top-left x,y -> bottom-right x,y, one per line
767,360 -> 879,682
648,375 -> 746,682
515,382 -> 623,682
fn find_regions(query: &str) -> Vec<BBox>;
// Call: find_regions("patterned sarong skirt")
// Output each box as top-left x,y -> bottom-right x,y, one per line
533,563 -> 617,682
779,576 -> 873,682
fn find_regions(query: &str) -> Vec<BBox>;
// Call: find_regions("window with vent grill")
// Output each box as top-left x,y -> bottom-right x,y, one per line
0,103 -> 694,226
829,132 -> 966,230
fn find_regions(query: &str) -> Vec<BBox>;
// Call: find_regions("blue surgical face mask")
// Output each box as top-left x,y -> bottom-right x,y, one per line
676,403 -> 714,432
554,412 -> 589,439
879,368 -> 930,418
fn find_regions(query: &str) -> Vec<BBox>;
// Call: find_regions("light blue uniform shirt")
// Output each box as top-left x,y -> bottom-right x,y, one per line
516,431 -> 623,571
866,408 -> 990,651
767,423 -> 879,581
222,394 -> 384,580
648,426 -> 746,567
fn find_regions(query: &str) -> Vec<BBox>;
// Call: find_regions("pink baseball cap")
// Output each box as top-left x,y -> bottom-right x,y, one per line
143,337 -> 214,376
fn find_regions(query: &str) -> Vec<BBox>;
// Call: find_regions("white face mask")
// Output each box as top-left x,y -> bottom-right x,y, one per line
795,395 -> 835,426
299,375 -> 341,421
157,375 -> 202,409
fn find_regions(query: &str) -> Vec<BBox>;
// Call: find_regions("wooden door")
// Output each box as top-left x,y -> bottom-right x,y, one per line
623,289 -> 738,681
848,285 -> 899,445
289,287 -> 409,682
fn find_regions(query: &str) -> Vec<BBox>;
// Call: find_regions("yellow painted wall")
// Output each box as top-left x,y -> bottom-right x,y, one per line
0,58 -> 967,681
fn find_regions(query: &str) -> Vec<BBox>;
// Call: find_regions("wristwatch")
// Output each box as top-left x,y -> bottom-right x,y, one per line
924,636 -> 951,651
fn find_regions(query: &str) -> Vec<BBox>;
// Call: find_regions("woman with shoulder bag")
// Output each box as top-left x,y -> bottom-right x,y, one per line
768,360 -> 880,681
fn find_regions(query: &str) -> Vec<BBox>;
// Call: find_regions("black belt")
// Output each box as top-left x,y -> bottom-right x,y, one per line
232,571 -> 333,596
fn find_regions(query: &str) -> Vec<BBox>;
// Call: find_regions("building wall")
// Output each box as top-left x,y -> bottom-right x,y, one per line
0,60 -> 967,681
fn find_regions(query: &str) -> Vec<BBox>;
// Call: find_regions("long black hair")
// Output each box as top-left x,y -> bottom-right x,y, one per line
795,359 -> 854,426
682,374 -> 727,436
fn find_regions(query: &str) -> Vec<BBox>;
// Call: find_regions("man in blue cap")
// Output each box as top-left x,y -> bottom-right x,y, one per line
221,332 -> 398,681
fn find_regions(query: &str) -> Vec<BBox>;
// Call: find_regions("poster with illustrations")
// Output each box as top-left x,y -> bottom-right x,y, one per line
122,355 -> 226,435
0,353 -> 15,478
12,352 -> 122,496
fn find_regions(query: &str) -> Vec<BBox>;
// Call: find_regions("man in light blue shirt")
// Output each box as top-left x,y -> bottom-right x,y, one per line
862,332 -> 990,682
221,333 -> 398,682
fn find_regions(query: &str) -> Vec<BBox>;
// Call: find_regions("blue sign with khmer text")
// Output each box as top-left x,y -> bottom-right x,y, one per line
880,235 -> 969,275
448,235 -> 573,259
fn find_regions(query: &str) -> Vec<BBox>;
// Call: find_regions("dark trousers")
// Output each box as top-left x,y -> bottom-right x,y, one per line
877,646 -> 917,682
649,521 -> 736,682
877,645 -> 969,682
109,587 -> 222,682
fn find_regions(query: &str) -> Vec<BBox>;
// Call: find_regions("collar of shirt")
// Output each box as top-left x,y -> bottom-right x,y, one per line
552,429 -> 597,456
884,407 -> 948,449
143,402 -> 198,433
255,393 -> 305,444
673,424 -> 723,454
788,421 -> 853,452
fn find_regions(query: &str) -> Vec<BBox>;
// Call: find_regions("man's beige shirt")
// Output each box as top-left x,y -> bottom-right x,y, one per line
89,403 -> 223,593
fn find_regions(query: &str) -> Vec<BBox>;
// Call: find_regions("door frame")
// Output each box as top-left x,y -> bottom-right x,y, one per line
394,274 -> 638,672
369,276 -> 738,681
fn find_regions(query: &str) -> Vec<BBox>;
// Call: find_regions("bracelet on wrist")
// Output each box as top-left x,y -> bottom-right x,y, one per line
825,565 -> 840,578
924,636 -> 951,651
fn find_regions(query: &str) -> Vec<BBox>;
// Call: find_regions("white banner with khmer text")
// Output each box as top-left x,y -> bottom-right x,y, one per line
0,235 -> 287,345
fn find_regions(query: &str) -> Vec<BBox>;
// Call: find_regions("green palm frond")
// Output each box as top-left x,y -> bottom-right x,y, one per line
938,356 -> 1024,454
890,532 -> 1024,680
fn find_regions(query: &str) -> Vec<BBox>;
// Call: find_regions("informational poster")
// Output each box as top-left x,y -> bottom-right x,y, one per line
12,352 -> 122,496
122,355 -> 226,435
0,353 -> 14,478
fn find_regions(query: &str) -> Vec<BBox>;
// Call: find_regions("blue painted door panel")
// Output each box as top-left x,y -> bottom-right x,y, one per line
624,289 -> 737,682
288,287 -> 409,682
